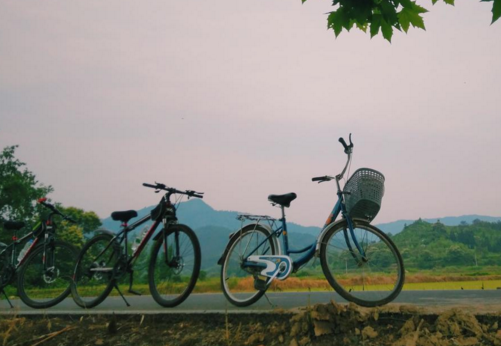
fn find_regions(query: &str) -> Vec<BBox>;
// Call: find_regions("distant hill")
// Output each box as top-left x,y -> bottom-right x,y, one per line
392,219 -> 501,269
376,215 -> 501,235
101,199 -> 323,236
99,199 -> 500,272
100,199 -> 317,272
102,198 -> 501,236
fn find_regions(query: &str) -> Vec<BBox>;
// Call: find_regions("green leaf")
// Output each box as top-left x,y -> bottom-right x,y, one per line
370,14 -> 382,38
380,0 -> 399,22
412,3 -> 429,14
327,10 -> 344,37
431,0 -> 438,4
356,22 -> 368,33
398,7 -> 426,31
399,0 -> 414,9
493,0 -> 501,23
302,0 -> 308,3
443,0 -> 454,5
381,18 -> 393,42
398,9 -> 411,32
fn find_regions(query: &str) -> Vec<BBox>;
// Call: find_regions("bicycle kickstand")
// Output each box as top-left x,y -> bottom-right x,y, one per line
128,270 -> 141,296
1,288 -> 13,308
113,283 -> 131,307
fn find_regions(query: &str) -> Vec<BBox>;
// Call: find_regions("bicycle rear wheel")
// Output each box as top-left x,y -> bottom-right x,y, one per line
71,233 -> 121,308
220,225 -> 276,307
148,224 -> 201,307
17,241 -> 77,309
320,220 -> 404,307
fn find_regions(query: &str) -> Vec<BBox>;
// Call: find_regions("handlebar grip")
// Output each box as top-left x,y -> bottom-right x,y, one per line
339,137 -> 349,150
193,194 -> 204,199
312,176 -> 325,182
143,183 -> 157,189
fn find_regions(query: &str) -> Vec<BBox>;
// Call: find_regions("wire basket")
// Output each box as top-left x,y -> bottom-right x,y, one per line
343,168 -> 385,222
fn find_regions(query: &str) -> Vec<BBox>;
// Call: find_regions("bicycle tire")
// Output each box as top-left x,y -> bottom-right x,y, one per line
148,224 -> 201,307
71,233 -> 121,309
17,240 -> 77,309
320,220 -> 404,307
220,224 -> 276,307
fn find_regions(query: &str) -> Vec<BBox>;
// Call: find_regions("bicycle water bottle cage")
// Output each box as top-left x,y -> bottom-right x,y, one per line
111,210 -> 138,226
267,193 -> 297,208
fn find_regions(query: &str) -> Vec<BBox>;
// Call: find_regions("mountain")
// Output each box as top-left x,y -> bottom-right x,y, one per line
101,199 -> 324,236
98,199 -> 500,272
100,199 -> 318,272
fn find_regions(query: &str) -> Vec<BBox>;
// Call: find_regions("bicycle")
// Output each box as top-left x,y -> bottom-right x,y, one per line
218,134 -> 405,307
71,182 -> 203,308
0,198 -> 78,309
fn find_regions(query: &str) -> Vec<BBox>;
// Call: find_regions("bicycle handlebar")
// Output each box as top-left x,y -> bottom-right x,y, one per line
312,133 -> 354,186
143,183 -> 204,199
338,133 -> 354,154
311,176 -> 334,183
37,198 -> 77,223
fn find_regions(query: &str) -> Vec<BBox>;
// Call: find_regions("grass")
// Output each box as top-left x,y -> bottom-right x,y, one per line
4,270 -> 501,300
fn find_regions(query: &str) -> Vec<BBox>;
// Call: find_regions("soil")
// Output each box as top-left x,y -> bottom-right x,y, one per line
2,302 -> 501,346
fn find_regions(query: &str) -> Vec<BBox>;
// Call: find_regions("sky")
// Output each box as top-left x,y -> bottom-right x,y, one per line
0,0 -> 500,227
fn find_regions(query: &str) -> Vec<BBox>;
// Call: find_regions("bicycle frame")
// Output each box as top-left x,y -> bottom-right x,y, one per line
242,191 -> 367,273
0,217 -> 61,272
105,214 -> 163,266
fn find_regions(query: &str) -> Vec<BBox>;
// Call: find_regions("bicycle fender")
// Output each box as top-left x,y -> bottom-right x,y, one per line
94,228 -> 116,237
217,223 -> 281,265
316,218 -> 370,252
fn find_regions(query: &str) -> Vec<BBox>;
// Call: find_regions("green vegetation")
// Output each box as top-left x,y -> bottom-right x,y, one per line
0,145 -> 101,249
391,219 -> 501,270
301,0 -> 501,42
0,145 -> 52,244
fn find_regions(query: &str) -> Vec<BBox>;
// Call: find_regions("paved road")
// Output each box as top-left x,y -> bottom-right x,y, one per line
2,290 -> 501,315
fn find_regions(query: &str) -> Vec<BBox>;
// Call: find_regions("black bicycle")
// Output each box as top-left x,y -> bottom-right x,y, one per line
0,198 -> 78,309
71,182 -> 203,308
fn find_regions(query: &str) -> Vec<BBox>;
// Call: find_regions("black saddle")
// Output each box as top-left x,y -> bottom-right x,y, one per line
111,210 -> 138,223
3,221 -> 25,231
268,193 -> 297,208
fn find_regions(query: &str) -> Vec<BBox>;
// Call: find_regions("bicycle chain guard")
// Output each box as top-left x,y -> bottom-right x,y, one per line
247,255 -> 292,281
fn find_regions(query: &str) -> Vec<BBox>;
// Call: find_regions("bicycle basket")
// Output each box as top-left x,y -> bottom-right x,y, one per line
343,168 -> 385,222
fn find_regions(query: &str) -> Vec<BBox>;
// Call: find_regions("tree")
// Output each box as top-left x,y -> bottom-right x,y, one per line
57,206 -> 101,236
302,0 -> 500,42
54,207 -> 102,249
0,145 -> 53,243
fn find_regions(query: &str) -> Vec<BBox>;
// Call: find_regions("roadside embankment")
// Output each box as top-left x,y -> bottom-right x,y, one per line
2,302 -> 501,346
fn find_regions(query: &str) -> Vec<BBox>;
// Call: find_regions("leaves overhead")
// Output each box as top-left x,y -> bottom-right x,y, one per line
302,0 -> 499,42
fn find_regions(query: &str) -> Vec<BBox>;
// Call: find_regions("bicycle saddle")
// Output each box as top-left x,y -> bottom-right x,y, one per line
3,221 -> 25,231
268,193 -> 297,208
111,210 -> 138,223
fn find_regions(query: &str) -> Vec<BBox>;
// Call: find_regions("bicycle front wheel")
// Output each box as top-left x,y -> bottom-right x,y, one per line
148,224 -> 201,307
17,241 -> 77,309
71,233 -> 121,309
220,225 -> 276,307
320,220 -> 404,307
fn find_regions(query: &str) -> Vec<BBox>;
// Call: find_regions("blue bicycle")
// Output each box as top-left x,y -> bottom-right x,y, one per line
218,135 -> 404,307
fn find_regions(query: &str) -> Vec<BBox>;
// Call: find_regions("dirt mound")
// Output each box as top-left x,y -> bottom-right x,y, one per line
2,303 -> 501,346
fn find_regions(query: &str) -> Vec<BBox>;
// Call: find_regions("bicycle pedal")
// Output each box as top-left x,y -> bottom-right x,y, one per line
254,278 -> 268,291
128,289 -> 142,296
